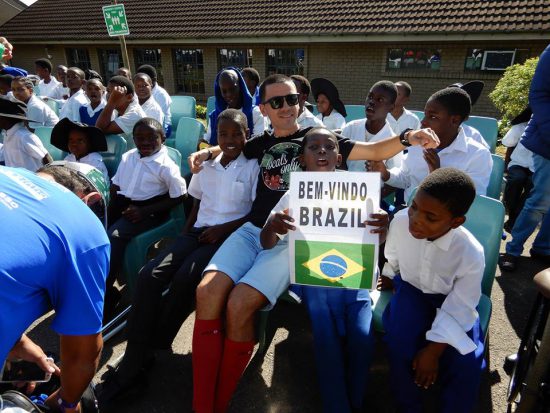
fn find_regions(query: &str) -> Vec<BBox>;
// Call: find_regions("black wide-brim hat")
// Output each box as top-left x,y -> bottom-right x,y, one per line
511,106 -> 532,126
311,78 -> 347,118
448,80 -> 484,106
0,96 -> 38,122
51,118 -> 108,153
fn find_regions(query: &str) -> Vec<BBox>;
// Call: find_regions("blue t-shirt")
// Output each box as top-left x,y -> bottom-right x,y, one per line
0,167 -> 110,362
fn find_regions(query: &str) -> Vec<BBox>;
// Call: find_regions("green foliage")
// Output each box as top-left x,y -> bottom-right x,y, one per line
196,104 -> 207,120
490,57 -> 538,135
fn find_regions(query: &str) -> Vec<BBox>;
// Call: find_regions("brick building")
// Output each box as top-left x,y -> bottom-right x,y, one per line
1,0 -> 548,117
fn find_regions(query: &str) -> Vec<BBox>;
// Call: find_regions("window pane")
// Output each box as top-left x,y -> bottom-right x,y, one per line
218,48 -> 253,70
98,48 -> 122,82
66,48 -> 91,71
172,49 -> 205,94
266,48 -> 304,76
133,48 -> 164,85
388,48 -> 441,70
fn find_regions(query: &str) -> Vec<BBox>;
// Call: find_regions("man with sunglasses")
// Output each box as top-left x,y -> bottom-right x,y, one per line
190,74 -> 440,413
0,164 -> 109,413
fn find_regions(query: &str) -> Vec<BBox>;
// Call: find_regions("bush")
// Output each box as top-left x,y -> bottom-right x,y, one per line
196,104 -> 207,120
489,57 -> 539,135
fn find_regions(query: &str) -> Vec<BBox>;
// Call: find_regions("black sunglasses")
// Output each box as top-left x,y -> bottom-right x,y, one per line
262,93 -> 300,109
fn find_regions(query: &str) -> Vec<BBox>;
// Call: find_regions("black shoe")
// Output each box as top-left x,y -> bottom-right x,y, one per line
530,249 -> 550,264
499,253 -> 518,272
503,353 -> 517,375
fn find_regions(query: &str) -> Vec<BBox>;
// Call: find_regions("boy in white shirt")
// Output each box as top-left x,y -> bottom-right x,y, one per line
136,65 -> 172,137
35,58 -> 62,99
386,81 -> 421,134
58,67 -> 88,122
290,75 -> 324,129
77,79 -> 106,126
379,168 -> 485,413
11,76 -> 59,131
133,72 -> 164,126
95,76 -> 146,136
370,88 -> 492,200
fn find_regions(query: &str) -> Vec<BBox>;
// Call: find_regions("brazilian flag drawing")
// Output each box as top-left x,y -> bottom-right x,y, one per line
294,240 -> 375,289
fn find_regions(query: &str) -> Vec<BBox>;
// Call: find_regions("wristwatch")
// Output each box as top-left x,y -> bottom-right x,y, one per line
400,128 -> 413,147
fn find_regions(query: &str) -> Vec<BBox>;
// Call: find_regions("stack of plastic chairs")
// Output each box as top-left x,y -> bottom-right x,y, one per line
34,126 -> 66,161
100,134 -> 127,178
174,117 -> 205,176
170,96 -> 196,134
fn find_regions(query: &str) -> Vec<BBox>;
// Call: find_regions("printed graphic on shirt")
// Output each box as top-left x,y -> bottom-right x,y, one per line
260,142 -> 302,191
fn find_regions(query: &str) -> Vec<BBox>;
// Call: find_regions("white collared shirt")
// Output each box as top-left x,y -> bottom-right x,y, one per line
204,106 -> 265,141
112,146 -> 187,201
59,89 -> 89,122
502,122 -> 534,172
114,99 -> 147,135
386,107 -> 421,135
342,119 -> 402,172
26,95 -> 59,129
38,77 -> 61,99
297,108 -> 324,129
386,127 -> 492,200
3,122 -> 48,171
316,109 -> 346,131
188,152 -> 259,228
383,209 -> 485,355
152,84 -> 172,126
462,124 -> 490,150
77,101 -> 107,123
65,152 -> 110,183
140,96 -> 165,126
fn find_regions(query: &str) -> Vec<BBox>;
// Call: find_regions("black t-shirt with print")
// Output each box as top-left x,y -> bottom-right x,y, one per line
243,127 -> 355,228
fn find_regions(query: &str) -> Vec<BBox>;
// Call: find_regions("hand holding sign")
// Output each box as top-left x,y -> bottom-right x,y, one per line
268,208 -> 295,235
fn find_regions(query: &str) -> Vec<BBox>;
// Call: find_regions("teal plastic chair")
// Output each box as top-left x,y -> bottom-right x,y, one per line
372,194 -> 505,338
411,110 -> 425,121
100,134 -> 127,178
122,146 -> 186,293
486,154 -> 505,200
344,105 -> 366,123
170,95 -> 197,133
206,96 -> 216,125
41,98 -> 59,116
463,116 -> 498,153
174,117 -> 205,176
34,126 -> 66,161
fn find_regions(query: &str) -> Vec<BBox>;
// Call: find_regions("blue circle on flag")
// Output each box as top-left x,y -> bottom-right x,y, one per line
319,255 -> 347,278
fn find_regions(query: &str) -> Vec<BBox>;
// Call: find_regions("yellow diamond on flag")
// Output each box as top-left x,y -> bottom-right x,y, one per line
302,249 -> 365,283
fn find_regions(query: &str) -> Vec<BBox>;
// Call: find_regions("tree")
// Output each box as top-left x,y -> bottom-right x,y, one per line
490,57 -> 539,135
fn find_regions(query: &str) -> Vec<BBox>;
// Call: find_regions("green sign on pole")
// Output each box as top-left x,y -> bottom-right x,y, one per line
102,4 -> 130,37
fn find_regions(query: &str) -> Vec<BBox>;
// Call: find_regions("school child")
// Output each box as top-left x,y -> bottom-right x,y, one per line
35,58 -> 62,99
343,81 -> 401,172
77,78 -> 106,126
58,67 -> 88,122
51,118 -> 110,182
0,98 -> 52,171
501,107 -> 534,232
95,75 -> 146,135
204,68 -> 265,144
104,117 -> 186,319
11,76 -> 59,131
312,77 -> 347,131
370,87 -> 492,201
241,67 -> 261,105
386,81 -> 421,134
133,72 -> 165,125
0,74 -> 13,98
136,65 -> 171,137
379,168 -> 485,413
55,65 -> 69,98
97,109 -> 259,405
261,127 -> 388,413
291,74 -> 325,129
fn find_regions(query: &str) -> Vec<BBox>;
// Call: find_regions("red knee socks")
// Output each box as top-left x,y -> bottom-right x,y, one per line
192,319 -> 223,413
214,338 -> 255,413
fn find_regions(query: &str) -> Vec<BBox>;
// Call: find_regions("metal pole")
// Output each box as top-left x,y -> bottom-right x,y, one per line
113,0 -> 131,70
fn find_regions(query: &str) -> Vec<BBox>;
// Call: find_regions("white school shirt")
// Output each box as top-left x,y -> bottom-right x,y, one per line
342,119 -> 402,172
114,99 -> 147,135
3,122 -> 48,171
65,152 -> 110,183
386,127 -> 493,200
316,109 -> 346,131
59,89 -> 88,122
188,152 -> 259,228
297,108 -> 324,129
38,77 -> 61,99
462,124 -> 490,150
26,95 -> 59,129
383,209 -> 485,355
502,122 -> 534,172
386,108 -> 421,135
140,97 -> 165,126
204,106 -> 265,141
112,145 -> 186,201
152,84 -> 172,127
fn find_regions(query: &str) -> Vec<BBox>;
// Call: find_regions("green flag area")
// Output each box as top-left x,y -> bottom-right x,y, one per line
294,239 -> 375,289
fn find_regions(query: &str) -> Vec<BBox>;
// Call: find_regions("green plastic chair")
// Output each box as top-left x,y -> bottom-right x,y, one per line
372,194 -> 505,338
463,116 -> 498,153
486,154 -> 505,200
171,96 -> 196,133
34,126 -> 66,161
206,96 -> 216,125
343,105 -> 366,123
122,146 -> 186,293
174,117 -> 205,176
41,98 -> 59,116
100,134 -> 127,178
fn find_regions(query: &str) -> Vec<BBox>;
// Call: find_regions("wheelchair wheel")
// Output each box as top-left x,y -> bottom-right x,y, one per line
507,293 -> 550,412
